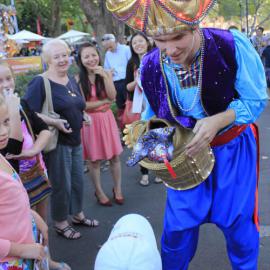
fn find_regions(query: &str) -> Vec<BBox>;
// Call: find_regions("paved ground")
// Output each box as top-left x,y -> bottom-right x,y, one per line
49,104 -> 270,270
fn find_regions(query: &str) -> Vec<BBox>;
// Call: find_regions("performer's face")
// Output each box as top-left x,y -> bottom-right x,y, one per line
153,30 -> 197,65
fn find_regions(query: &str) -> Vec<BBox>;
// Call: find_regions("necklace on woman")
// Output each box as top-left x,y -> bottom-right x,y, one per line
66,80 -> 77,97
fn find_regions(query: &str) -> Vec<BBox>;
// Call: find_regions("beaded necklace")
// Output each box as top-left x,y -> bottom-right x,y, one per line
65,80 -> 77,97
166,30 -> 205,113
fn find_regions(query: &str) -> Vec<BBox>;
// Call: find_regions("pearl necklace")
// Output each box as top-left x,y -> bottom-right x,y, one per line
167,30 -> 205,113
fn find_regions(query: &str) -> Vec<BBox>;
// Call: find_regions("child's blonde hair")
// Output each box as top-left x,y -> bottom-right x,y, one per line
0,62 -> 14,76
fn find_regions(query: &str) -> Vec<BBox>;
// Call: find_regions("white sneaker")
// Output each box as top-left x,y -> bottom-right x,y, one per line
139,175 -> 149,186
154,177 -> 163,184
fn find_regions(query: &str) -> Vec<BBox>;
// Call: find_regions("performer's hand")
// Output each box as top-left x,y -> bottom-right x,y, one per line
185,110 -> 235,157
185,116 -> 220,157
123,124 -> 133,148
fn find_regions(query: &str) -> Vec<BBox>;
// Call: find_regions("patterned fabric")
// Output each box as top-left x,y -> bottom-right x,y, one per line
162,51 -> 201,89
127,127 -> 175,166
21,167 -> 51,207
106,0 -> 216,36
0,219 -> 37,270
0,259 -> 33,270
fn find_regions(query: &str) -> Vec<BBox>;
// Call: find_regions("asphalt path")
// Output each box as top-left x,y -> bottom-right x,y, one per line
49,104 -> 270,270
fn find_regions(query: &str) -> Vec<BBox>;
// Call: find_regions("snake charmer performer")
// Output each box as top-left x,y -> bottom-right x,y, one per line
106,1 -> 269,269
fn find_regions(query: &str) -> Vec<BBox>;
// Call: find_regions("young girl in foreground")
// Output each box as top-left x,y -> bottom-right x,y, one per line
0,94 -> 47,269
0,64 -> 71,270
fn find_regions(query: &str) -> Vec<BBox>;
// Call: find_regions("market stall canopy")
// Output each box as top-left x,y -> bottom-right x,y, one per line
6,36 -> 30,44
8,30 -> 47,41
58,30 -> 90,39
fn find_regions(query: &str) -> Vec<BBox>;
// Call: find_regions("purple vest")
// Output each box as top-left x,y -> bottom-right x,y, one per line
141,28 -> 237,128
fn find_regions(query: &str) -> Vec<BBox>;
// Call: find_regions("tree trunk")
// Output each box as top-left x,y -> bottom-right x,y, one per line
50,0 -> 62,37
79,0 -> 125,45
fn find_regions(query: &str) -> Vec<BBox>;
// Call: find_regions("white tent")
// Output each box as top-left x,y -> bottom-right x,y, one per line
58,30 -> 90,40
8,30 -> 47,41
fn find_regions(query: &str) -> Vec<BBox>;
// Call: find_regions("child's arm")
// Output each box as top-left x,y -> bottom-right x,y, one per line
0,239 -> 45,260
6,130 -> 51,160
31,210 -> 48,246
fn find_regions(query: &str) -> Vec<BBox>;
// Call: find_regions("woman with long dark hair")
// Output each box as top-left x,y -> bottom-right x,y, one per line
77,43 -> 124,206
125,32 -> 162,186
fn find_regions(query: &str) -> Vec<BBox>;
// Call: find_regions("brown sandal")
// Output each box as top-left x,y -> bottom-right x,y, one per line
54,225 -> 81,240
72,217 -> 99,227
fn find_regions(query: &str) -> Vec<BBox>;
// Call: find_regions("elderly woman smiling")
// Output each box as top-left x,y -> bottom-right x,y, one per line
23,39 -> 98,240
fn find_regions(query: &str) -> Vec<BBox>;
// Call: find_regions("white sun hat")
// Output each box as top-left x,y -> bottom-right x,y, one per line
94,214 -> 162,270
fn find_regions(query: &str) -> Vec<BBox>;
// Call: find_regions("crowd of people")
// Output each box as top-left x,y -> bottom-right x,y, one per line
0,0 -> 269,269
0,23 -> 161,270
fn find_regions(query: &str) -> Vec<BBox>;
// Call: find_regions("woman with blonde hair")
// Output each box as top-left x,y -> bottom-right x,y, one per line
24,39 -> 98,240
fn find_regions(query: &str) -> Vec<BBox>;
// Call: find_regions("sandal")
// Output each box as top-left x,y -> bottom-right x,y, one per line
72,216 -> 99,227
54,225 -> 81,240
50,262 -> 71,270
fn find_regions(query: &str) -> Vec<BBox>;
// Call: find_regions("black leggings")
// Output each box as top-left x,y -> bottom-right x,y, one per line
140,165 -> 148,175
114,79 -> 127,110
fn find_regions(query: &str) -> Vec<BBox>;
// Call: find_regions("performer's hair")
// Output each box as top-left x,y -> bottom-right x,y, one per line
77,42 -> 105,99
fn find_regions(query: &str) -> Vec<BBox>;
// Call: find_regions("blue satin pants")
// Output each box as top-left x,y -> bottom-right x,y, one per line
161,126 -> 259,270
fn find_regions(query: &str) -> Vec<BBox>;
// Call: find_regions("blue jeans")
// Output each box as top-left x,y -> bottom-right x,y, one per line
45,144 -> 84,221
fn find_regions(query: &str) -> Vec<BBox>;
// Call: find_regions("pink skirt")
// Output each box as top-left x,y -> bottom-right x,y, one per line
81,109 -> 123,161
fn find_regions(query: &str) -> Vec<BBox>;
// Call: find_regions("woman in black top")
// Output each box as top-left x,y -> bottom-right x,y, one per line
24,39 -> 99,240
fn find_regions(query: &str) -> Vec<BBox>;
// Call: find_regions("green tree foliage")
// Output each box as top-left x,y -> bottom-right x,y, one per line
217,0 -> 270,32
8,0 -> 87,37
15,0 -> 51,35
217,0 -> 241,20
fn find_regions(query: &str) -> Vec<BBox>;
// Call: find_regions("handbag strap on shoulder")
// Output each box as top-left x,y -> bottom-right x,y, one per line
39,74 -> 54,113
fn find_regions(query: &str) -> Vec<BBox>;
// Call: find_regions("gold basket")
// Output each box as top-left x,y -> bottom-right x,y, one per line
127,118 -> 215,190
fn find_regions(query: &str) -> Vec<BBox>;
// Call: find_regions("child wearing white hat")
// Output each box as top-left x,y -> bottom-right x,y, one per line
94,214 -> 162,270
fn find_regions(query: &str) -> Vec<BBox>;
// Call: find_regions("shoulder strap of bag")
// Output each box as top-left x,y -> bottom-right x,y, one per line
39,74 -> 54,113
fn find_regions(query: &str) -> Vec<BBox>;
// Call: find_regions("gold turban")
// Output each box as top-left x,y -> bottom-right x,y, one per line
106,0 -> 215,36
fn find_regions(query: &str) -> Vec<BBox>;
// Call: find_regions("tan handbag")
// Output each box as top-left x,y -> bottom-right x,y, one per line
39,74 -> 60,153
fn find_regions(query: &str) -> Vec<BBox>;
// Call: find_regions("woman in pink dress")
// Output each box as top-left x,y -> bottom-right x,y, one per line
77,43 -> 124,206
